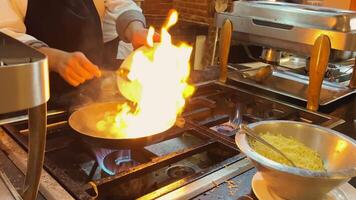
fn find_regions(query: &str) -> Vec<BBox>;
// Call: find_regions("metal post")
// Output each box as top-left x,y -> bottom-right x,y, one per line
306,35 -> 330,111
22,103 -> 47,200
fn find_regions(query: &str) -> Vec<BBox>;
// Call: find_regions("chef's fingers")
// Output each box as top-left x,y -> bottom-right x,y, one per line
71,60 -> 93,80
69,53 -> 95,79
74,52 -> 101,78
64,74 -> 80,87
66,67 -> 85,84
132,29 -> 160,49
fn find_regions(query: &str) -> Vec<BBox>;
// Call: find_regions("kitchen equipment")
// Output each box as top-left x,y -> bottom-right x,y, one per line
239,124 -> 297,167
0,81 -> 346,200
216,1 -> 356,111
235,120 -> 356,200
0,32 -> 49,200
218,19 -> 232,83
68,101 -> 180,149
219,20 -> 273,83
247,65 -> 273,83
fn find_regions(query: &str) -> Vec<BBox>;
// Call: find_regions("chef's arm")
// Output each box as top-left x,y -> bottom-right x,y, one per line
103,0 -> 159,49
0,1 -> 100,87
37,47 -> 101,86
0,0 -> 47,48
0,30 -> 101,87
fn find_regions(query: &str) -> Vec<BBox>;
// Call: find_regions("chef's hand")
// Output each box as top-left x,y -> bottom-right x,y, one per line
38,47 -> 101,87
125,21 -> 160,49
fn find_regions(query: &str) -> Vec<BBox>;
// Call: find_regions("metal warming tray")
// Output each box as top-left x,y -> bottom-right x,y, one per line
216,1 -> 356,106
216,1 -> 356,55
228,64 -> 356,106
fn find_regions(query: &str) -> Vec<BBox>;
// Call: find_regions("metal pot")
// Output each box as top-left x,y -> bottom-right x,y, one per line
68,101 -> 177,149
329,50 -> 356,62
235,120 -> 356,200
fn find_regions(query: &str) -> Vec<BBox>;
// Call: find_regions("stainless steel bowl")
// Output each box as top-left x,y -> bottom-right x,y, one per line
235,120 -> 356,200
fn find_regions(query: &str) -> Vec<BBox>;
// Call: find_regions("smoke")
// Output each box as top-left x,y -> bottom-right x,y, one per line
68,70 -> 125,112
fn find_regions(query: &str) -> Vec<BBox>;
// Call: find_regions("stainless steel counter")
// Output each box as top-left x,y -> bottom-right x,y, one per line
0,128 -> 74,200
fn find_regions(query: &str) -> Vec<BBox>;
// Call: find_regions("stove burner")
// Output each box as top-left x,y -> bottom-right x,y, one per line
211,123 -> 235,135
92,148 -> 137,175
166,165 -> 195,179
103,150 -> 137,175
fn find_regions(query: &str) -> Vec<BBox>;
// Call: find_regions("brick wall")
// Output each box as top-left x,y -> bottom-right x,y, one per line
143,0 -> 214,23
142,0 -> 173,16
141,0 -> 232,68
173,0 -> 214,25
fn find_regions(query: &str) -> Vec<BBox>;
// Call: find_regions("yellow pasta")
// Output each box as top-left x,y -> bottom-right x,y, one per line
250,132 -> 325,171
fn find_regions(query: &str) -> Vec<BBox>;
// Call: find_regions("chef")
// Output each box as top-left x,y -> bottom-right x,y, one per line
1,0 -> 157,105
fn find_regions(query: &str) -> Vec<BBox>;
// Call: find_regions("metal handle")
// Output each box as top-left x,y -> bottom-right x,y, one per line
307,34 -> 331,111
219,19 -> 232,83
22,103 -> 47,200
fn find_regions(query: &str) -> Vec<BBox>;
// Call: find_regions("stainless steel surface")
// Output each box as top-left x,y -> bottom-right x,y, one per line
250,65 -> 273,83
0,32 -> 50,113
330,50 -> 356,62
227,64 -> 273,82
228,69 -> 356,105
216,1 -> 356,106
235,120 -> 356,200
22,104 -> 47,200
239,124 -> 296,167
216,1 -> 356,54
148,159 -> 253,200
0,171 -> 22,200
261,48 -> 281,64
0,128 -> 75,200
214,81 -> 345,129
0,110 -> 65,126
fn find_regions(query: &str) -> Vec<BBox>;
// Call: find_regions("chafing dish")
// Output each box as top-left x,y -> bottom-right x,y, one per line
216,1 -> 356,111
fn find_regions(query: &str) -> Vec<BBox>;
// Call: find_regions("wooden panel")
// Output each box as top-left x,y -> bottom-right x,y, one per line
350,0 -> 356,10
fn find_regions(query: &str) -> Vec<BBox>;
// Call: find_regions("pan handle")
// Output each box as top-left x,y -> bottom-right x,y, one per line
22,103 -> 47,200
349,59 -> 356,89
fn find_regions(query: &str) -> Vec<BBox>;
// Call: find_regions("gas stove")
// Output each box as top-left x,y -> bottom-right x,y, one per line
0,81 -> 345,200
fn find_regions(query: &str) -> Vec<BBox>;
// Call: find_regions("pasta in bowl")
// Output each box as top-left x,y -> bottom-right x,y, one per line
235,120 -> 356,200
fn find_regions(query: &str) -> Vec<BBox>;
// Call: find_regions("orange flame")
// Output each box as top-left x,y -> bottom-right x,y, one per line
96,10 -> 195,139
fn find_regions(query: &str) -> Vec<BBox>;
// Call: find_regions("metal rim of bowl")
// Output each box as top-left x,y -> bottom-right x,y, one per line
235,120 -> 356,179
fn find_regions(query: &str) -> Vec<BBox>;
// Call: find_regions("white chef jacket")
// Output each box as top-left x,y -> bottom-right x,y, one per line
0,0 -> 140,56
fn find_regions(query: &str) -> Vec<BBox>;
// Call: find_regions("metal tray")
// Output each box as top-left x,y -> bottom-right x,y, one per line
228,67 -> 355,106
216,1 -> 356,56
231,1 -> 356,32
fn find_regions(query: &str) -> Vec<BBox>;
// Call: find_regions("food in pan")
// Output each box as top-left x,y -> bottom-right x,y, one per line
250,132 -> 325,171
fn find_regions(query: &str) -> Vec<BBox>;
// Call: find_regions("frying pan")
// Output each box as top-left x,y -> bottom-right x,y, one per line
68,101 -> 177,149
